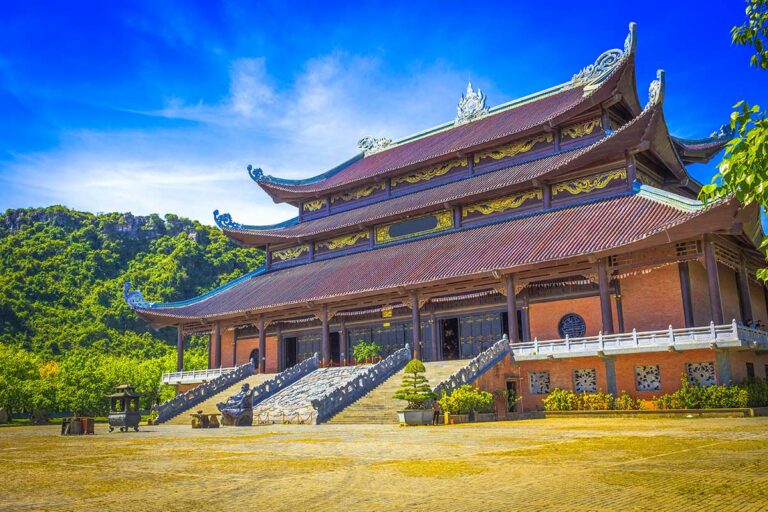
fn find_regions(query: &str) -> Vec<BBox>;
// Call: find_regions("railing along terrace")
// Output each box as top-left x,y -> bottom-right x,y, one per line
153,361 -> 254,424
433,336 -> 512,399
311,345 -> 411,424
510,321 -> 768,359
251,353 -> 320,408
161,366 -> 239,385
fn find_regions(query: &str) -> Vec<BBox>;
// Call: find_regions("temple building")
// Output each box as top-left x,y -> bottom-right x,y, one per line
127,23 -> 768,411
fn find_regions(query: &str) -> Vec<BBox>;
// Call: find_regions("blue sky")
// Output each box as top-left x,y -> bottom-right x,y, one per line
1,1 -> 766,225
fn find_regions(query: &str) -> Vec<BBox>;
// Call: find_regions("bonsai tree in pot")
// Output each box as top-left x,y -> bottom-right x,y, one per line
393,359 -> 435,425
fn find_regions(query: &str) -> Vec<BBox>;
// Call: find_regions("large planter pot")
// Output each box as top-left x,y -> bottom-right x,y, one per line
397,409 -> 433,426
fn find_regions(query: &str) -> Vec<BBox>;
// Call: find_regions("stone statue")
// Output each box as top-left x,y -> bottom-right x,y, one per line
216,383 -> 254,426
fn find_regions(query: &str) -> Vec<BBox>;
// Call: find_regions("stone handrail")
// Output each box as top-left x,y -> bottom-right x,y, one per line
510,320 -> 768,359
433,336 -> 511,399
161,366 -> 238,385
250,353 -> 320,408
311,344 -> 411,424
153,361 -> 254,424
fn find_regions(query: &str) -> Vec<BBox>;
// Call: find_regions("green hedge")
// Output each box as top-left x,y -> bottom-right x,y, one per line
542,389 -> 640,411
438,385 -> 494,414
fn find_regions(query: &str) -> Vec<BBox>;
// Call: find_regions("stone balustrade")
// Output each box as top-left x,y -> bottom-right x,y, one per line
250,353 -> 320,408
433,336 -> 511,399
153,361 -> 254,424
311,345 -> 411,424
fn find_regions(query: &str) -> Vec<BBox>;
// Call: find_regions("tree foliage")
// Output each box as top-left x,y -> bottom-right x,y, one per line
0,206 -> 264,417
700,0 -> 768,278
392,359 -> 435,409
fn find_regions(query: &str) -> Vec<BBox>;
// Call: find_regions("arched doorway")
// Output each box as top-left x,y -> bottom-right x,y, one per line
249,349 -> 259,370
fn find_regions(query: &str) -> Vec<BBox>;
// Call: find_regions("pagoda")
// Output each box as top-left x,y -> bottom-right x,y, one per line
127,23 -> 768,406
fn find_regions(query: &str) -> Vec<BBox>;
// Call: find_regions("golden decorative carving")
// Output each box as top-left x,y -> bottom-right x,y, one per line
316,231 -> 370,251
552,168 -> 627,197
391,159 -> 467,187
272,244 -> 309,262
637,171 -> 663,188
330,183 -> 385,203
473,133 -> 553,164
375,210 -> 454,244
302,198 -> 327,212
561,118 -> 602,140
462,189 -> 543,217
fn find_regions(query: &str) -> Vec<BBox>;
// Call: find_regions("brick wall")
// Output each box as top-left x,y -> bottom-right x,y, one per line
748,281 -> 768,324
619,265 -> 685,331
529,296 -> 618,340
718,264 -> 742,324
232,335 -> 279,373
613,349 -> 715,400
729,350 -> 768,382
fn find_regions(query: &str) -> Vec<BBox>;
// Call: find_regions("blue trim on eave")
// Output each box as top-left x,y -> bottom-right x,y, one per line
253,153 -> 364,186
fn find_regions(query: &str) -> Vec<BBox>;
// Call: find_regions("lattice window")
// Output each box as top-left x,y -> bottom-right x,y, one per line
558,313 -> 586,338
529,371 -> 551,395
573,369 -> 597,393
634,365 -> 662,391
686,362 -> 716,387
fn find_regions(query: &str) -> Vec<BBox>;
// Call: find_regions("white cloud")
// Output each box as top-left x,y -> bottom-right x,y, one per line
1,53 -> 493,225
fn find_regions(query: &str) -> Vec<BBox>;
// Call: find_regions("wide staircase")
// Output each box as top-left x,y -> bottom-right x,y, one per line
253,366 -> 371,424
328,360 -> 469,424
164,373 -> 273,425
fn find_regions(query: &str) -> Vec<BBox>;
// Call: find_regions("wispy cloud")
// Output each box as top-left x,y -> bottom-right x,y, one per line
1,52 -> 486,225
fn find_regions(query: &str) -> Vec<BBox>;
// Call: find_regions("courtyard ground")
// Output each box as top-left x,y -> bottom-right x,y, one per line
1,417 -> 767,511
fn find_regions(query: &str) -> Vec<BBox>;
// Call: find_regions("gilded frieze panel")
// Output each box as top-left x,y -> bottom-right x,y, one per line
272,244 -> 309,262
561,118 -> 602,140
330,183 -> 385,204
462,189 -> 543,218
391,159 -> 467,188
316,231 -> 370,251
473,133 -> 553,164
302,198 -> 327,212
375,210 -> 453,244
552,168 -> 627,197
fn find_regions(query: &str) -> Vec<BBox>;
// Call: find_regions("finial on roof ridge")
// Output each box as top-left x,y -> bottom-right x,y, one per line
647,69 -> 665,107
213,209 -> 243,230
357,136 -> 393,156
572,22 -> 636,88
455,81 -> 489,125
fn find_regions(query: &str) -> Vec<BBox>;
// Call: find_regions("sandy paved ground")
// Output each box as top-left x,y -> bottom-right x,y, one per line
1,417 -> 767,511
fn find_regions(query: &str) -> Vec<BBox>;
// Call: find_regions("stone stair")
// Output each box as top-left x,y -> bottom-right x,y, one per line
328,360 -> 470,424
253,366 -> 371,424
164,373 -> 273,425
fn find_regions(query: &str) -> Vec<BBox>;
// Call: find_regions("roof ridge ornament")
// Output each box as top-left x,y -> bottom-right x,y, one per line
455,81 -> 489,125
357,136 -> 393,156
571,22 -> 637,89
647,69 -> 665,108
247,164 -> 264,182
213,209 -> 243,230
123,282 -> 152,309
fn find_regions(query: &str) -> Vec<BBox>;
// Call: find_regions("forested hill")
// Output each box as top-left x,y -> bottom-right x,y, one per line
0,206 -> 264,358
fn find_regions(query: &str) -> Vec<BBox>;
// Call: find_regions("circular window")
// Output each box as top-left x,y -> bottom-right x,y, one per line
558,313 -> 586,338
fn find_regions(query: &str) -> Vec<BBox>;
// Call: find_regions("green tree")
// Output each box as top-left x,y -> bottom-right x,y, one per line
392,359 -> 435,409
701,1 -> 768,282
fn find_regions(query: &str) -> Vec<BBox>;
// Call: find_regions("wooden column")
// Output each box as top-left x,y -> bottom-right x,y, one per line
176,325 -> 184,372
505,274 -> 519,343
678,261 -> 694,327
213,321 -> 222,368
258,316 -> 266,373
430,314 -> 438,362
276,325 -> 283,371
614,280 -> 625,333
737,255 -> 753,323
321,305 -> 330,366
626,152 -> 637,185
233,329 -> 238,366
521,294 -> 531,343
207,334 -> 212,369
597,258 -> 614,334
340,320 -> 347,365
704,240 -> 724,324
411,290 -> 422,360
265,246 -> 271,270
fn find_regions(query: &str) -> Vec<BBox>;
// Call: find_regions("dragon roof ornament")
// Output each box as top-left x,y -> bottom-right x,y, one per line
123,282 -> 152,309
455,82 -> 489,125
647,69 -> 665,108
571,22 -> 637,89
357,136 -> 393,156
213,209 -> 243,230
247,164 -> 264,181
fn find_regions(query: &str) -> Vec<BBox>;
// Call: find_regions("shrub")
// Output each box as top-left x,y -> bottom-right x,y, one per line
615,391 -> 641,410
438,385 -> 494,414
352,341 -> 381,363
392,359 -> 435,409
741,378 -> 768,407
542,388 -> 579,411
653,377 -> 750,410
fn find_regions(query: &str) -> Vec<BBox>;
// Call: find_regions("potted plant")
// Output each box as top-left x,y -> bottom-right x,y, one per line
393,359 -> 435,425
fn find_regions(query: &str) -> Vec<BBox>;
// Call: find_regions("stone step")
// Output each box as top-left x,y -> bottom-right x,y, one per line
163,374 -> 273,426
327,360 -> 470,425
